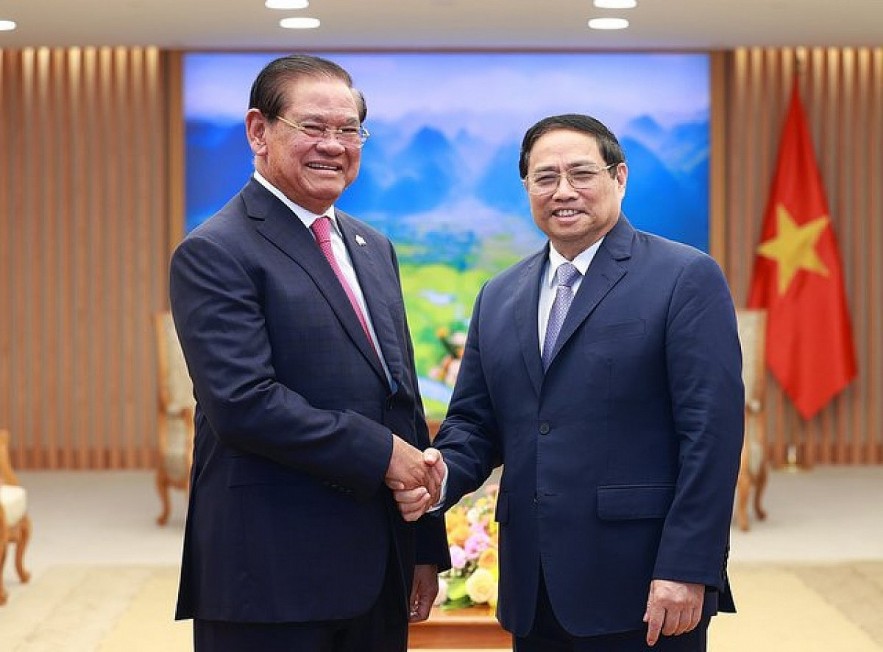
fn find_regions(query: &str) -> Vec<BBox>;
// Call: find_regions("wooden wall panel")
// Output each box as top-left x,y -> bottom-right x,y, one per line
720,47 -> 883,467
0,47 -> 172,469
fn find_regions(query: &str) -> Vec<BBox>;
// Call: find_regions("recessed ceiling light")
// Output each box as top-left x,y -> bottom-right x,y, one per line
265,0 -> 309,9
280,16 -> 320,29
0,19 -> 17,31
588,17 -> 630,30
593,0 -> 637,8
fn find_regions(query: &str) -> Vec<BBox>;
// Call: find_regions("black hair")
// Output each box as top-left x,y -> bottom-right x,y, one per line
248,54 -> 367,122
519,114 -> 624,179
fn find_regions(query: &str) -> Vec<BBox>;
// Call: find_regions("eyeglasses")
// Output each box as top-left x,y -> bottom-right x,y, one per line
524,163 -> 617,195
276,116 -> 370,148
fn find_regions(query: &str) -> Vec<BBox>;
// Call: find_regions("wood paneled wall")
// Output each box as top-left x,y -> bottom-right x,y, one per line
0,47 -> 880,469
719,47 -> 883,466
0,47 -> 175,469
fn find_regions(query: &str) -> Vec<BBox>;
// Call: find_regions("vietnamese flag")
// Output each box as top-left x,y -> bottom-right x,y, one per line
747,81 -> 857,420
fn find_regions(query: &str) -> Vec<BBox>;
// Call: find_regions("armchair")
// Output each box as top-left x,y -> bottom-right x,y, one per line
0,429 -> 31,604
735,309 -> 769,531
154,311 -> 196,526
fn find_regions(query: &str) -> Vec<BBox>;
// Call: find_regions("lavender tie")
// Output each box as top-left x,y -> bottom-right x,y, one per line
542,262 -> 580,370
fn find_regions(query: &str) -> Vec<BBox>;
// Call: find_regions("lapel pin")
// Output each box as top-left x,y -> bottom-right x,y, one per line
355,234 -> 367,247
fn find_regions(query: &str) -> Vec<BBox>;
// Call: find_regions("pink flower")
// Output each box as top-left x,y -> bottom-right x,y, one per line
439,488 -> 501,608
464,531 -> 491,559
449,544 -> 467,570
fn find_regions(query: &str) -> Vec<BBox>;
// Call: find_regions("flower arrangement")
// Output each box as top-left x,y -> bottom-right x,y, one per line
435,484 -> 499,609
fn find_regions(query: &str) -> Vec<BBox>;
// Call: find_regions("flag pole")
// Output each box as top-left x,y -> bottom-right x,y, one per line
783,51 -> 805,474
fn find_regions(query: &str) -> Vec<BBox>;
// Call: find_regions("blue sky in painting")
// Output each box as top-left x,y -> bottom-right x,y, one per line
184,52 -> 710,254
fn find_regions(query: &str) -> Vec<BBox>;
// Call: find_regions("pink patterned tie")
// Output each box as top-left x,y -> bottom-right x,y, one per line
310,216 -> 378,355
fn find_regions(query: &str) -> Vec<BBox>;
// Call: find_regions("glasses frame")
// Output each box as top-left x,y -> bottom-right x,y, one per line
275,115 -> 370,148
524,163 -> 617,196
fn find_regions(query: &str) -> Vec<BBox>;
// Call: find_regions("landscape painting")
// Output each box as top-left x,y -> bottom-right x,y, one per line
184,52 -> 710,418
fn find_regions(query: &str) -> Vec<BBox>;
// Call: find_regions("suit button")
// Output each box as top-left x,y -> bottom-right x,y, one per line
539,422 -> 550,435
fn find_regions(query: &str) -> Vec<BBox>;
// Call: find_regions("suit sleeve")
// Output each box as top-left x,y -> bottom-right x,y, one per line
430,284 -> 505,508
653,254 -> 744,589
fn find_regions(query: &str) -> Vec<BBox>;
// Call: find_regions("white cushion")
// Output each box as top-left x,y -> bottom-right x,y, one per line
162,418 -> 191,483
0,484 -> 27,526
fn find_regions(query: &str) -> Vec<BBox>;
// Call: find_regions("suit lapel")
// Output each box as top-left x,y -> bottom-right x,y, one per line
514,249 -> 547,397
336,213 -> 402,381
243,181 -> 386,382
546,216 -> 634,366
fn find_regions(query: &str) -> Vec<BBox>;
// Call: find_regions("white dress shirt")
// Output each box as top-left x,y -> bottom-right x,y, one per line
537,239 -> 604,359
253,172 -> 393,386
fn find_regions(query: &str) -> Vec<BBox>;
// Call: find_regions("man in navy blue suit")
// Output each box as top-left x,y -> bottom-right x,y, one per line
170,54 -> 449,652
396,114 -> 744,650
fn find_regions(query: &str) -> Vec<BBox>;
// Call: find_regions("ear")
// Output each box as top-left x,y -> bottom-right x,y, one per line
245,108 -> 268,155
615,162 -> 628,194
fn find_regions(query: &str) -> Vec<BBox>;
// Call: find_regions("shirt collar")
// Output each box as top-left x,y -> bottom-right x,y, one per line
545,238 -> 604,288
253,171 -> 337,233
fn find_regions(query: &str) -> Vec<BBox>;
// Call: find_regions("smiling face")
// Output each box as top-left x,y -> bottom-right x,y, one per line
246,76 -> 362,214
524,128 -> 627,260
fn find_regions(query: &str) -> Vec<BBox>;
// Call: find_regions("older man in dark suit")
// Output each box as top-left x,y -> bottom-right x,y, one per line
396,114 -> 744,651
170,54 -> 449,652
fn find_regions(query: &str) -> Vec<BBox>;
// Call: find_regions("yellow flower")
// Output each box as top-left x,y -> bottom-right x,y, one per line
449,523 -> 471,547
445,509 -> 468,535
477,547 -> 498,575
439,488 -> 500,608
465,568 -> 497,605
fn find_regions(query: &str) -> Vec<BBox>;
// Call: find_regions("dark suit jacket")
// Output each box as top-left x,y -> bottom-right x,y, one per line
169,178 -> 449,623
433,216 -> 744,638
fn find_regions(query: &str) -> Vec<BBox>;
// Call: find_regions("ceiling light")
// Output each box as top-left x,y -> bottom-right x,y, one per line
0,19 -> 17,31
588,17 -> 629,30
593,0 -> 637,8
265,0 -> 309,9
280,17 -> 320,29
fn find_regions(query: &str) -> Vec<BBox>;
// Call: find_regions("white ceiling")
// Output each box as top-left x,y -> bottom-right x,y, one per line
1,0 -> 881,50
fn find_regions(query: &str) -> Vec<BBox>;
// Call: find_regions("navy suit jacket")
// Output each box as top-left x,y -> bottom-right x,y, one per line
170,178 -> 449,623
433,216 -> 744,638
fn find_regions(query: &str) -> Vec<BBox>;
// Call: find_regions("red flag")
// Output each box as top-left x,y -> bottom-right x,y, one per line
747,81 -> 857,419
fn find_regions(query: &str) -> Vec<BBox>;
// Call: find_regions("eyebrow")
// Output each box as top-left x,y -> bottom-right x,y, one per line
531,159 -> 599,173
292,112 -> 361,126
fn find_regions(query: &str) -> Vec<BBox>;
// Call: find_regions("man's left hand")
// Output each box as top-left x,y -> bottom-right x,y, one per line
643,579 -> 704,646
409,564 -> 439,622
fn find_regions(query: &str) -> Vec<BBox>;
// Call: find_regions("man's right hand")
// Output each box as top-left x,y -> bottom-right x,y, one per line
393,449 -> 447,521
385,438 -> 445,519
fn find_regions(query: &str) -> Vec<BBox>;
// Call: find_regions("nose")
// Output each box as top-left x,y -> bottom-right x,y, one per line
551,174 -> 578,197
315,135 -> 346,153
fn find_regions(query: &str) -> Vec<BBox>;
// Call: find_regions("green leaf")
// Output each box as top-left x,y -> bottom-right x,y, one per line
446,576 -> 467,601
441,595 -> 473,610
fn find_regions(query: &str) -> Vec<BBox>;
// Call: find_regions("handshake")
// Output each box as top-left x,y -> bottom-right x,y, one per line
384,436 -> 447,522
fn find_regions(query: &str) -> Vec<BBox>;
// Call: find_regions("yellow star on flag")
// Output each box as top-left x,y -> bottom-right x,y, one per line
757,204 -> 830,295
